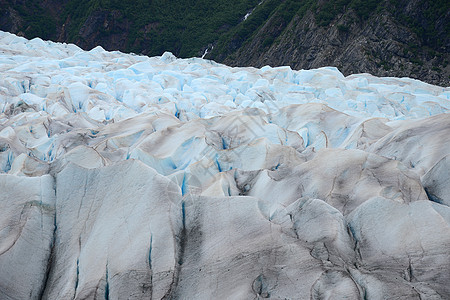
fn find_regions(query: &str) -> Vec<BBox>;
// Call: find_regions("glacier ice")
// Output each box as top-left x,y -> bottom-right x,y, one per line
0,30 -> 449,299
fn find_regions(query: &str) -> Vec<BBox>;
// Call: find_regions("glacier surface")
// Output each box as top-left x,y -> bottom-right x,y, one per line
0,31 -> 449,299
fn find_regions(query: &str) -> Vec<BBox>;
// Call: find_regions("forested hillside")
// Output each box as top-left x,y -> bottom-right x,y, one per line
1,0 -> 448,85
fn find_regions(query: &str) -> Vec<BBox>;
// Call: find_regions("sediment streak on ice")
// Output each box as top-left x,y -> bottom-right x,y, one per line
0,31 -> 449,299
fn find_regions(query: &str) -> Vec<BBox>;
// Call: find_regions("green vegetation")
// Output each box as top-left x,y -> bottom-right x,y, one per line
315,0 -> 349,26
62,0 -> 101,42
60,0 -> 261,56
350,0 -> 378,20
211,0 -> 386,58
337,24 -> 349,32
2,0 -> 57,39
212,0 -> 281,56
211,0 -> 316,58
314,0 -> 382,27
2,0 -> 448,69
411,57 -> 424,66
394,0 -> 450,48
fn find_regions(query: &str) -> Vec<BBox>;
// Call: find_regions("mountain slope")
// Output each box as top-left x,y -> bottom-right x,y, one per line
0,0 -> 260,57
1,0 -> 449,86
209,0 -> 450,86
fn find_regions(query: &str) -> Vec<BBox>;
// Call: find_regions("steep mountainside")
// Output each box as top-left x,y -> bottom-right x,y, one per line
210,0 -> 450,86
1,0 -> 449,86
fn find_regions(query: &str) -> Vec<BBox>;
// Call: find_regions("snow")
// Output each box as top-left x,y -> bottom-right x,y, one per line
243,1 -> 264,21
201,46 -> 213,59
0,31 -> 449,299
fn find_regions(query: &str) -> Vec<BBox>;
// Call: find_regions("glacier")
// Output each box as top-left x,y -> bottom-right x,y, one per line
0,30 -> 449,299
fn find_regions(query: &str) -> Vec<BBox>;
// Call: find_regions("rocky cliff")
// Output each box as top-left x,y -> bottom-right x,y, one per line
211,0 -> 450,86
0,0 -> 448,85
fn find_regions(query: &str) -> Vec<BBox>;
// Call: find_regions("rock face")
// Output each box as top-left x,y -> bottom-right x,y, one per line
213,0 -> 450,87
0,0 -> 448,86
0,32 -> 449,299
76,9 -> 130,52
